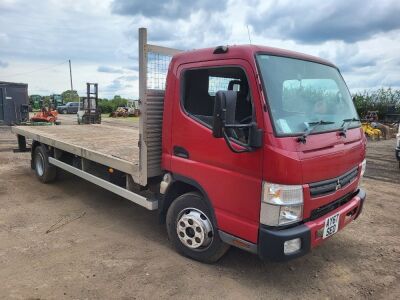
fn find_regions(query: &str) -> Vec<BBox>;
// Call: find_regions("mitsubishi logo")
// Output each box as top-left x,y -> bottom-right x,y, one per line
335,179 -> 342,191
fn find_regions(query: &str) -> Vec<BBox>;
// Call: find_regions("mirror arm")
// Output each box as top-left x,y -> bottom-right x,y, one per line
222,130 -> 252,154
224,123 -> 254,128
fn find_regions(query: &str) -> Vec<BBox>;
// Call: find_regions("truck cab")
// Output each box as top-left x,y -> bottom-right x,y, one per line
160,44 -> 366,261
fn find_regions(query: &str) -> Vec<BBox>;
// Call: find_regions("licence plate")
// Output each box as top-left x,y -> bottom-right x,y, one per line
323,212 -> 340,239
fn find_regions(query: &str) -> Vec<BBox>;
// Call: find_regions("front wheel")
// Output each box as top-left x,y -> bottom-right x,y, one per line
166,192 -> 229,263
62,109 -> 67,114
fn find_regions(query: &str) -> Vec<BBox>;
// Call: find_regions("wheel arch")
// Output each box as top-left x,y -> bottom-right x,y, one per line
159,174 -> 217,227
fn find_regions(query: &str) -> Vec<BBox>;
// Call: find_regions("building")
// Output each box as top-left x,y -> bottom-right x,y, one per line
0,81 -> 29,125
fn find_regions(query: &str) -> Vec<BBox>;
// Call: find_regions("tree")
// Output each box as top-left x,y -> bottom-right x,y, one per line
61,90 -> 79,103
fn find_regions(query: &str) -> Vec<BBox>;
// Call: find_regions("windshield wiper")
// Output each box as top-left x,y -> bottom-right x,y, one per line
339,118 -> 360,138
297,120 -> 335,144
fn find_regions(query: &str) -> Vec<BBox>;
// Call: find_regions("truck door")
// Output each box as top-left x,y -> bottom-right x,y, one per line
170,59 -> 264,243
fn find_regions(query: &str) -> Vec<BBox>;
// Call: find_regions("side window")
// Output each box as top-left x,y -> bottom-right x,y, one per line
182,67 -> 253,144
208,76 -> 239,96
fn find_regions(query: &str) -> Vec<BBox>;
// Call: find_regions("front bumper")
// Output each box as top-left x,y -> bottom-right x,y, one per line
258,188 -> 366,262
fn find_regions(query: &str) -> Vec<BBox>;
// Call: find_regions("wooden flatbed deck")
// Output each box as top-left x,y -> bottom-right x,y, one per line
12,124 -> 140,176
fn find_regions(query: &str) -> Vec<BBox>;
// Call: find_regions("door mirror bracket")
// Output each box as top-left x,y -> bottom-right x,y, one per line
212,91 -> 263,153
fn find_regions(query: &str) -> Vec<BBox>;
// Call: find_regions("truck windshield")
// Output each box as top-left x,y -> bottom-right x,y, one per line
256,54 -> 360,136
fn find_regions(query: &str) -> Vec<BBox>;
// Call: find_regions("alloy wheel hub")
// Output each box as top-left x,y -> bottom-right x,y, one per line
176,208 -> 213,249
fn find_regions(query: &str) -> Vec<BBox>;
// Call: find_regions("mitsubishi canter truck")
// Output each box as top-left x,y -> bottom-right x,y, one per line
12,28 -> 367,263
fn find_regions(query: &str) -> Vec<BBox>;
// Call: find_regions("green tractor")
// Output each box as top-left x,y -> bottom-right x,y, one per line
50,94 -> 63,108
29,95 -> 43,110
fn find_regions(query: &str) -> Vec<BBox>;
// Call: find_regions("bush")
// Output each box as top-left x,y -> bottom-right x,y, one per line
352,88 -> 400,119
98,97 -> 128,114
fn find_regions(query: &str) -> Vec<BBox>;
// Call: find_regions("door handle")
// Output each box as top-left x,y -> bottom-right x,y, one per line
173,146 -> 189,159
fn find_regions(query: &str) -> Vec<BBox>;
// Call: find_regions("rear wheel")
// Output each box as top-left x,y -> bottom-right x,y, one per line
33,145 -> 57,183
166,192 -> 229,263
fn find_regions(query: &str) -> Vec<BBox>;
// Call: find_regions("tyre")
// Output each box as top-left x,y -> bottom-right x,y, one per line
33,145 -> 57,183
166,192 -> 230,263
62,109 -> 67,114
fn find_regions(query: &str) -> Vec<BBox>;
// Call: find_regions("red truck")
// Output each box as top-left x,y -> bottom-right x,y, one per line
13,28 -> 366,263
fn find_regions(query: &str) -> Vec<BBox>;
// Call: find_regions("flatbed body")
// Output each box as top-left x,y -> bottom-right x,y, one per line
12,124 -> 141,179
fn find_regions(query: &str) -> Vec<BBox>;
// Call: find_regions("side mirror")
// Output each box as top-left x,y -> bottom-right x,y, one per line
212,90 -> 263,153
248,124 -> 263,148
212,90 -> 237,138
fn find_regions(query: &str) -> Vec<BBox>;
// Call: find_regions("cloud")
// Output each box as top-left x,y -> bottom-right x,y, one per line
248,0 -> 400,43
319,43 -> 377,72
0,33 -> 8,44
100,73 -> 139,98
111,0 -> 228,20
97,66 -> 124,74
124,65 -> 138,72
0,60 -> 8,68
1,0 -> 400,97
118,10 -> 231,51
117,74 -> 138,81
105,79 -> 123,91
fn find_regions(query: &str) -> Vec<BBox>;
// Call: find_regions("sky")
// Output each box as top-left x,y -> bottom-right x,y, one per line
0,0 -> 399,99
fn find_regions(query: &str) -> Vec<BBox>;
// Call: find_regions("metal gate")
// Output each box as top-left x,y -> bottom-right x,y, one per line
138,28 -> 181,186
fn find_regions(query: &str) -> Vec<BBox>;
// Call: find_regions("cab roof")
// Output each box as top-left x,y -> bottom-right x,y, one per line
172,44 -> 337,70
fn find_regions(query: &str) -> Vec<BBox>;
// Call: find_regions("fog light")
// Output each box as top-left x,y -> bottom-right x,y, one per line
284,238 -> 301,254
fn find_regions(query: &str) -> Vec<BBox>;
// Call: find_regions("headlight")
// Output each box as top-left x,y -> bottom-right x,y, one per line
260,182 -> 303,226
360,159 -> 366,177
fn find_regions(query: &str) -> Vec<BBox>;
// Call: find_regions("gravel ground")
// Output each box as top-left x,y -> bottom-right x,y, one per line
0,122 -> 399,299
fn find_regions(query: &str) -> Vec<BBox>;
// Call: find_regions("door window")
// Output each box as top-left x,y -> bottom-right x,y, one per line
182,67 -> 253,143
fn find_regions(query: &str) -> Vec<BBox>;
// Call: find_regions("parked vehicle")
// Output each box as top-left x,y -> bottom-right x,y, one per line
77,83 -> 101,124
57,102 -> 80,114
29,95 -> 43,110
12,28 -> 367,263
51,94 -> 63,108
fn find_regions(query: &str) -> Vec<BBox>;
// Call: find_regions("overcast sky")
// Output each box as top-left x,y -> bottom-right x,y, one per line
0,0 -> 399,98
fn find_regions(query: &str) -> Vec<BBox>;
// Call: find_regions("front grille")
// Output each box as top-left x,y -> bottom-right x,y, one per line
309,193 -> 353,221
309,167 -> 358,198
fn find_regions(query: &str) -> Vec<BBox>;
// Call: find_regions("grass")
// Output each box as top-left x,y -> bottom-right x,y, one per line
101,114 -> 140,122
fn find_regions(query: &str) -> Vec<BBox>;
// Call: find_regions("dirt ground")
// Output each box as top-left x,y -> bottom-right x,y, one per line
0,118 -> 399,299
